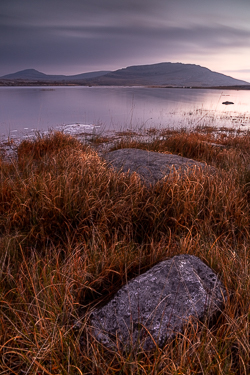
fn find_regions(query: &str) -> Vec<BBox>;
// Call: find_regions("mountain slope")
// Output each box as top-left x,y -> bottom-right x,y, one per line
92,63 -> 250,87
1,63 -> 249,87
1,69 -> 111,81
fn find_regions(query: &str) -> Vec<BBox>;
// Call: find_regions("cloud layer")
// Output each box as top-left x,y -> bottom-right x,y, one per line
1,0 -> 250,81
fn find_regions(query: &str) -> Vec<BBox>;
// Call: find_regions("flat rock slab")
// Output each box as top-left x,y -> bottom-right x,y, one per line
103,148 -> 212,185
91,254 -> 227,351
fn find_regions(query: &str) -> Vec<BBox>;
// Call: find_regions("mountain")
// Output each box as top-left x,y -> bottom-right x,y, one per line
91,63 -> 250,87
1,63 -> 249,87
1,69 -> 111,81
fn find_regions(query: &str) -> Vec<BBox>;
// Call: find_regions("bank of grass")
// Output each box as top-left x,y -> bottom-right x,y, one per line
0,129 -> 250,374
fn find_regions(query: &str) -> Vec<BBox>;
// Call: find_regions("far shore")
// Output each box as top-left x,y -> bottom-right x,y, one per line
1,79 -> 250,90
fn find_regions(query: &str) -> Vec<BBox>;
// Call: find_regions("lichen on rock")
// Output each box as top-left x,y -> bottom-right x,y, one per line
90,254 -> 227,351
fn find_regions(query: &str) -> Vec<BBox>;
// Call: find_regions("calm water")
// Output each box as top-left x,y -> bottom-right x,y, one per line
1,86 -> 250,140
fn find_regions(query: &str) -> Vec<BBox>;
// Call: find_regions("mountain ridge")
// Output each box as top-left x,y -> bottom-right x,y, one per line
1,69 -> 111,81
92,62 -> 250,86
1,63 -> 249,87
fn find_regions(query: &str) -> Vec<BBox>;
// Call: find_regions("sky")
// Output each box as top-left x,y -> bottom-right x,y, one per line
1,0 -> 250,82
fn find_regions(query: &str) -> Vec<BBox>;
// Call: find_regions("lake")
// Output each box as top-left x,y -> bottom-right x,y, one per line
1,86 -> 250,141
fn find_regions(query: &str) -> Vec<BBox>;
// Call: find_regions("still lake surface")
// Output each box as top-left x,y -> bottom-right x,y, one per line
1,86 -> 250,140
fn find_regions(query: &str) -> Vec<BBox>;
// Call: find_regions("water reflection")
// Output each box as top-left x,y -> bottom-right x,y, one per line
0,86 -> 250,140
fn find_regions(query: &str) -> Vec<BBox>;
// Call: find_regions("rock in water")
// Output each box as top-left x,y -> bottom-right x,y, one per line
222,101 -> 234,105
91,254 -> 227,351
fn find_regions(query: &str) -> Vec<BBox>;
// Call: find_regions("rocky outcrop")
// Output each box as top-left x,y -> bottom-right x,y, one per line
91,254 -> 227,351
103,148 -> 214,186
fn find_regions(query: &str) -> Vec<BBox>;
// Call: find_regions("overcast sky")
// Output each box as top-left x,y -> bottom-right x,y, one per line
1,0 -> 250,81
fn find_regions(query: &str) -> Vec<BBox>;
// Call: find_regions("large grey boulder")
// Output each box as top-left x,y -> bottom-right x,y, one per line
103,148 -> 213,186
91,254 -> 227,351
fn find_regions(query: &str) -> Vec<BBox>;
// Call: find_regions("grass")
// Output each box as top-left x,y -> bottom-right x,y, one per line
1,128 -> 250,374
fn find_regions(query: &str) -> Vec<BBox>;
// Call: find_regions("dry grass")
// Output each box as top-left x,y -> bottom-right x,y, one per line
1,129 -> 250,374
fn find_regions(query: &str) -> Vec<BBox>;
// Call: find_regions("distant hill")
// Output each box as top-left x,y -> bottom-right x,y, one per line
1,63 -> 249,87
91,63 -> 250,87
1,69 -> 111,81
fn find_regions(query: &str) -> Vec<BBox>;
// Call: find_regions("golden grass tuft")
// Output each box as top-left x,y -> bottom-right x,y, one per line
0,129 -> 250,373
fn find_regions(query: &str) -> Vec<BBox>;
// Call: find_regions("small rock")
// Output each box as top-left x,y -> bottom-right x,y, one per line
222,101 -> 234,105
90,254 -> 227,351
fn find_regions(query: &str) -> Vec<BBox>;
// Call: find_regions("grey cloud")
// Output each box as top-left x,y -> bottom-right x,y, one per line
1,0 -> 250,76
0,0 -> 166,25
1,21 -> 250,70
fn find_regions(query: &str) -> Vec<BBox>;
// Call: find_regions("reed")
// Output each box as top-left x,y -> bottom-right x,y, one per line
1,129 -> 250,374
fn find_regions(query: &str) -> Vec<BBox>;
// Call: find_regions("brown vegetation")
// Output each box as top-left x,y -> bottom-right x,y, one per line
1,129 -> 250,374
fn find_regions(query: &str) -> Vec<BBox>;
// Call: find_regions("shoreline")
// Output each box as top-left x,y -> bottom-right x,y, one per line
0,123 -> 247,163
1,79 -> 250,90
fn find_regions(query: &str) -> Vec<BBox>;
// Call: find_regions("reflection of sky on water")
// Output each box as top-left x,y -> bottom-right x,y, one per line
0,86 -> 250,140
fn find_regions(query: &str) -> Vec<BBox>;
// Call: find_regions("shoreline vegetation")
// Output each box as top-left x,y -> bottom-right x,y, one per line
1,126 -> 250,373
1,79 -> 250,90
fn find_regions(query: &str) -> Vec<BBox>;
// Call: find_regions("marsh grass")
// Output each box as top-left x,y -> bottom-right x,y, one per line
1,129 -> 250,374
